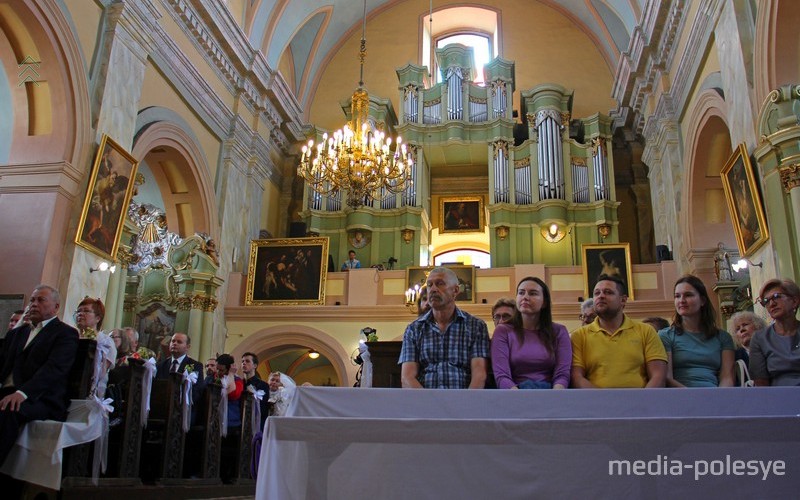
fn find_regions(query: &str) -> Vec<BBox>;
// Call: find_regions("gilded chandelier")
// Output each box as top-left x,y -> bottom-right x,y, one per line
298,0 -> 412,209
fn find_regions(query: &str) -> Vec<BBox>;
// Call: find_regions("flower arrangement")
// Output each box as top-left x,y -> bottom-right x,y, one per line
132,346 -> 156,360
80,327 -> 97,340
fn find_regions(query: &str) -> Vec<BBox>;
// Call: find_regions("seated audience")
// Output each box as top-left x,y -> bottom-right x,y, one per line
579,298 -> 596,325
659,276 -> 734,387
491,298 -> 516,327
5,310 -> 24,335
109,328 -> 133,367
491,277 -> 571,389
267,371 -> 295,417
730,311 -> 766,366
205,357 -> 218,385
571,275 -> 667,388
416,285 -> 430,316
642,317 -> 669,332
0,285 -> 79,467
74,297 -> 116,395
156,333 -> 205,423
399,267 -> 490,389
750,279 -> 800,386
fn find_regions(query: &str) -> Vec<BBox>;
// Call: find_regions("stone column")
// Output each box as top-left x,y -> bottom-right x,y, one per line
64,0 -> 161,325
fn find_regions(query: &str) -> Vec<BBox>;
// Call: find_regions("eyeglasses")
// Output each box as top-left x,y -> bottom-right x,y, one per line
579,314 -> 596,321
110,335 -> 121,340
492,313 -> 513,323
74,308 -> 95,315
759,292 -> 788,306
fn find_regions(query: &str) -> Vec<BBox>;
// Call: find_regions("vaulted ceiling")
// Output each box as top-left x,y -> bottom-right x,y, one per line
242,0 -> 642,116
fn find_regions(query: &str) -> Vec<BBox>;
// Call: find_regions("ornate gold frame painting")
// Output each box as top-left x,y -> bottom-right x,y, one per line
720,143 -> 769,257
75,134 -> 139,260
582,243 -> 634,300
406,265 -> 476,303
440,196 -> 484,233
245,237 -> 330,305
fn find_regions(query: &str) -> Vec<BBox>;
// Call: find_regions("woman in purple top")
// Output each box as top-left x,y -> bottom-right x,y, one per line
491,277 -> 572,389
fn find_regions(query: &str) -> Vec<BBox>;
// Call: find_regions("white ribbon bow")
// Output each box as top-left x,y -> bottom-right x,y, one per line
90,396 -> 114,484
90,333 -> 114,398
181,370 -> 198,433
219,382 -> 228,437
247,385 -> 265,436
141,357 -> 157,427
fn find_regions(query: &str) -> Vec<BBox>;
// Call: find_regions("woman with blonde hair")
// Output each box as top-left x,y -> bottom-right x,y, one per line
750,278 -> 800,386
730,311 -> 767,365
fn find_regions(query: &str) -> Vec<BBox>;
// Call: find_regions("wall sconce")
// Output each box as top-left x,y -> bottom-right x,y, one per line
89,262 -> 117,274
598,223 -> 611,240
731,258 -> 762,272
496,225 -> 509,241
308,349 -> 320,359
541,223 -> 565,243
401,228 -> 414,244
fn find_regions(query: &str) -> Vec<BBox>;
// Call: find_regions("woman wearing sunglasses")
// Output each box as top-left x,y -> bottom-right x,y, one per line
750,279 -> 800,386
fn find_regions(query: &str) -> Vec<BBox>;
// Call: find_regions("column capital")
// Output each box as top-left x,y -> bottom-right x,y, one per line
778,163 -> 800,193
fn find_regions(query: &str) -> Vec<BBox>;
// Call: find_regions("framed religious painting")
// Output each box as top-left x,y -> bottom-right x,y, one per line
406,265 -> 476,303
720,143 -> 769,257
440,196 -> 484,233
582,243 -> 634,300
75,134 -> 139,261
245,237 -> 330,305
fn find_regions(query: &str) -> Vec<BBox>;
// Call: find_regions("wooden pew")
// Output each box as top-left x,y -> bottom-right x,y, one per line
141,373 -> 185,481
104,358 -> 146,480
195,382 -> 222,481
61,339 -> 98,480
236,391 -> 256,483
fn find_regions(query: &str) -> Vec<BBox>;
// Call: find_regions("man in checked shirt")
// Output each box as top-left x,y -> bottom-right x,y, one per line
399,267 -> 490,389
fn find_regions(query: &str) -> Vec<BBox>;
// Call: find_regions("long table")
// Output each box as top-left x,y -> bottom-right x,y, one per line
256,387 -> 800,499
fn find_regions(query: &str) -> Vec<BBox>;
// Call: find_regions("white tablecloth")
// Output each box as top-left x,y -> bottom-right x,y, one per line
257,387 -> 800,499
0,399 -> 107,490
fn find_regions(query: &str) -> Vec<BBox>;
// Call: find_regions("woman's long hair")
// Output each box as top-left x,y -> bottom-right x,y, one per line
672,275 -> 718,339
512,277 -> 556,355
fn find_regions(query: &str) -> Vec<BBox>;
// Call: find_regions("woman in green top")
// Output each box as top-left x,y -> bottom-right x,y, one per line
659,275 -> 735,387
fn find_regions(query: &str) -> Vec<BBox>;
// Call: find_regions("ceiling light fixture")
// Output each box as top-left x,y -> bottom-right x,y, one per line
298,0 -> 413,209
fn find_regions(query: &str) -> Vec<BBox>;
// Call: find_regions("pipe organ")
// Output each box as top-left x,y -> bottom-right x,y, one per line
300,46 -> 618,268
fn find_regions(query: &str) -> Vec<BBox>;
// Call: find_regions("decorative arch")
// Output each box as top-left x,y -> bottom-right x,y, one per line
132,114 -> 218,240
0,0 -> 90,166
754,0 -> 799,105
231,325 -> 355,388
276,8 -> 331,104
682,88 -> 736,259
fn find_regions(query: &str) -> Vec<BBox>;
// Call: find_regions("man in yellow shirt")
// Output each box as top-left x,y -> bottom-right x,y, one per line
571,275 -> 667,388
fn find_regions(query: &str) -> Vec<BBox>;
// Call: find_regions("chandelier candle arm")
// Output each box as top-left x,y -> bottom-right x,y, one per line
297,0 -> 413,209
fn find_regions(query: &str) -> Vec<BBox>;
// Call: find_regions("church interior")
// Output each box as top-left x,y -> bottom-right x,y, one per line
1,0 -> 799,495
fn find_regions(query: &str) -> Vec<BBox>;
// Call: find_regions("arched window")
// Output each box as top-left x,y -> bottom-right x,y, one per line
435,33 -> 492,84
434,249 -> 491,268
422,6 -> 500,86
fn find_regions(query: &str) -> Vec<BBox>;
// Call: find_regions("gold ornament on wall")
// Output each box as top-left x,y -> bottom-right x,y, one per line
598,223 -> 611,240
495,225 -> 509,241
401,229 -> 414,244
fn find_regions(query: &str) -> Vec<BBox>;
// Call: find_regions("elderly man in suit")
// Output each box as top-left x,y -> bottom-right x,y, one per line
0,285 -> 79,466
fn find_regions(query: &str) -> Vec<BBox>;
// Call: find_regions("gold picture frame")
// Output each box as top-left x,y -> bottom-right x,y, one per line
245,237 -> 330,305
406,265 -> 476,303
720,143 -> 769,257
582,243 -> 634,300
440,196 -> 484,233
75,134 -> 139,261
